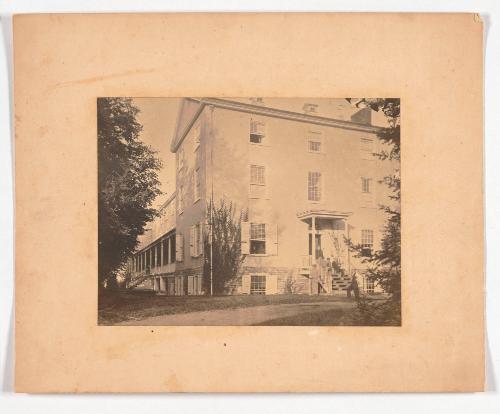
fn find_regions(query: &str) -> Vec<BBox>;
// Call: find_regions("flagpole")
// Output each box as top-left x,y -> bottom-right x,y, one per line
209,104 -> 214,296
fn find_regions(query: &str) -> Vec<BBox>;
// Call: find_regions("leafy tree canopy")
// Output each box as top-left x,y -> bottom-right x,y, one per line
345,98 -> 401,324
98,98 -> 162,289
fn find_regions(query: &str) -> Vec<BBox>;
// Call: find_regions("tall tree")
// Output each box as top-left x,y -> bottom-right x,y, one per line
203,199 -> 247,295
98,98 -> 162,289
345,98 -> 401,325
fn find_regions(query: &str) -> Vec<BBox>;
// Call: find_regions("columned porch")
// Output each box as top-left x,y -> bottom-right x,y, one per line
296,209 -> 352,295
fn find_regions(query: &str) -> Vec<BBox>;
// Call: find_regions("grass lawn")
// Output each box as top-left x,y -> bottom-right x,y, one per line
98,290 -> 354,325
257,308 -> 353,326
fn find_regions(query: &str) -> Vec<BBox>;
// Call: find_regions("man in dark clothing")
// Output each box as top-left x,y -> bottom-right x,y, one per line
352,274 -> 360,299
347,273 -> 360,299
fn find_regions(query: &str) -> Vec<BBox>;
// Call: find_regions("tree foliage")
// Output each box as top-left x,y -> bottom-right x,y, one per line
98,97 -> 162,289
345,98 -> 401,324
203,199 -> 247,295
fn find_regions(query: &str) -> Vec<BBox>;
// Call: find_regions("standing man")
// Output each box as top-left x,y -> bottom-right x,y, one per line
347,272 -> 360,299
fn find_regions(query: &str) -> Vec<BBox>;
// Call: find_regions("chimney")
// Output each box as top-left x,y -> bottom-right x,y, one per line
303,103 -> 319,115
250,97 -> 264,106
350,107 -> 372,125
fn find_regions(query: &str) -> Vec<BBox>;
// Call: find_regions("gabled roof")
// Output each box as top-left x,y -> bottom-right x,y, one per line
170,98 -> 382,153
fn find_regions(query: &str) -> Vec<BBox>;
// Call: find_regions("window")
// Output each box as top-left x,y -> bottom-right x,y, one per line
250,223 -> 266,254
178,185 -> 184,214
188,275 -> 203,295
190,224 -> 203,257
307,129 -> 323,153
366,278 -> 375,294
194,168 -> 201,202
250,275 -> 266,295
308,171 -> 322,202
308,140 -> 322,152
250,165 -> 267,199
361,177 -> 371,193
250,119 -> 265,144
195,224 -> 202,256
177,146 -> 185,171
360,138 -> 374,160
250,165 -> 265,185
361,229 -> 374,257
193,123 -> 201,151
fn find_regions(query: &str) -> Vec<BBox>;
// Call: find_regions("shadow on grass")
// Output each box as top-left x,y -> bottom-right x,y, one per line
255,308 -> 352,326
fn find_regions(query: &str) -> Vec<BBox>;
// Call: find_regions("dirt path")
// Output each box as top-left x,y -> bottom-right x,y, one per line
118,300 -> 356,326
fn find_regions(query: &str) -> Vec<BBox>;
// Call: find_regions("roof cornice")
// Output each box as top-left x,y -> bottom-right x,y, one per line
171,97 -> 382,152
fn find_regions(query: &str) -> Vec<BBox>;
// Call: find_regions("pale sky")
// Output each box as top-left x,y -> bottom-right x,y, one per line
133,98 -> 180,208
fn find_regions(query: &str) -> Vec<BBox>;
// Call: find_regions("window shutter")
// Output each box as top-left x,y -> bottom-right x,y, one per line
266,274 -> 278,294
198,223 -> 204,257
176,233 -> 184,262
187,275 -> 194,295
189,226 -> 195,257
266,223 -> 278,255
241,222 -> 250,255
241,274 -> 251,294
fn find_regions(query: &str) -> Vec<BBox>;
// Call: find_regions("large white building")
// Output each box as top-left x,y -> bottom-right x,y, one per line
128,98 -> 399,296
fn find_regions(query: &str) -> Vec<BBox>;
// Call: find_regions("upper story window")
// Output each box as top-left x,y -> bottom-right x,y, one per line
308,140 -> 322,152
177,146 -> 185,171
308,171 -> 322,202
250,119 -> 266,144
361,229 -> 374,257
190,223 -> 203,257
193,123 -> 201,151
250,223 -> 266,254
194,168 -> 201,203
250,165 -> 265,185
249,165 -> 267,199
178,185 -> 184,214
361,177 -> 372,193
360,138 -> 375,160
307,129 -> 323,153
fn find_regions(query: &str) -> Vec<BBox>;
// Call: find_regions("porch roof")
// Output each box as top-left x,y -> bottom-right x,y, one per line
296,209 -> 352,220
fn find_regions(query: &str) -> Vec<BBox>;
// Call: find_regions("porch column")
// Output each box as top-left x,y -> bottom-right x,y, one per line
310,216 -> 316,295
311,216 -> 316,265
344,218 -> 350,274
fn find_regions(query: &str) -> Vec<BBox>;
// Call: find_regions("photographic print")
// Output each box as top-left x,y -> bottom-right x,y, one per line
14,12 -> 484,393
98,97 -> 401,326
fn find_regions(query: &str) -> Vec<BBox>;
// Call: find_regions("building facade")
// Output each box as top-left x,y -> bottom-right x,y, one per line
129,98 -> 399,296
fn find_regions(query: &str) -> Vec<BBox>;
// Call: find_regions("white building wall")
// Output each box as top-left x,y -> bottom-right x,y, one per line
206,103 -> 398,293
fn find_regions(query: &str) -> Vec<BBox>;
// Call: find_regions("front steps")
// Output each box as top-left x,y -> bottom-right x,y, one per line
331,273 -> 352,295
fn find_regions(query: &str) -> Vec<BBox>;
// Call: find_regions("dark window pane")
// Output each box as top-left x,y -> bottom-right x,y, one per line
250,133 -> 263,144
250,240 -> 266,254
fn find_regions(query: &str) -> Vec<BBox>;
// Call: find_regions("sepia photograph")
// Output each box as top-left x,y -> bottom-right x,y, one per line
98,97 -> 401,326
9,9 -> 489,398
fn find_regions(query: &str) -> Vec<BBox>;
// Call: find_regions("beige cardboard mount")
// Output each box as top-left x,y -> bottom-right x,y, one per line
14,13 -> 484,392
